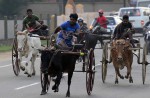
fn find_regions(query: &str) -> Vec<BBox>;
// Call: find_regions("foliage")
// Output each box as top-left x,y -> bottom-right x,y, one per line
0,0 -> 28,18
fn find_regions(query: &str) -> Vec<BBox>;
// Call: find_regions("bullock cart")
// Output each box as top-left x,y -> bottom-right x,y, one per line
12,28 -> 50,76
101,38 -> 150,84
40,34 -> 96,96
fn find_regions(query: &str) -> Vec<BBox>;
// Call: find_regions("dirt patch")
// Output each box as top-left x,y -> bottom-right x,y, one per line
0,51 -> 11,62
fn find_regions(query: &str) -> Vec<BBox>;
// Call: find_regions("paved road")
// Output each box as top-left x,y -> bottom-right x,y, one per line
0,37 -> 150,98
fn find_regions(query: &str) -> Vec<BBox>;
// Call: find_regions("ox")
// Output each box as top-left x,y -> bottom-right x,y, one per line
111,39 -> 133,84
17,30 -> 41,77
78,26 -> 110,50
40,48 -> 80,97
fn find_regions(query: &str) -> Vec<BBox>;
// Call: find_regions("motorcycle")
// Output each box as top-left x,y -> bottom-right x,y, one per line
89,18 -> 112,47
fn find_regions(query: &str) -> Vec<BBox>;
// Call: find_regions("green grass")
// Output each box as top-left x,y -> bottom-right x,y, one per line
41,40 -> 48,45
0,45 -> 12,52
0,40 -> 48,52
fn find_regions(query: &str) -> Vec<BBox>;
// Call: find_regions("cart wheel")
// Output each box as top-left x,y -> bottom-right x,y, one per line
50,35 -> 56,46
101,43 -> 108,83
12,39 -> 20,76
41,72 -> 51,93
146,42 -> 150,54
137,43 -> 140,56
86,48 -> 95,95
142,43 -> 148,84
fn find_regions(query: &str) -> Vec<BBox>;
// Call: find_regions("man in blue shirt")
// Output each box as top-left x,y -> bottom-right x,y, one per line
53,13 -> 80,48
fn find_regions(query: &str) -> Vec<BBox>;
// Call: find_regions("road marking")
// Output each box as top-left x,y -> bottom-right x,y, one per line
13,64 -> 101,90
15,82 -> 40,90
0,64 -> 11,68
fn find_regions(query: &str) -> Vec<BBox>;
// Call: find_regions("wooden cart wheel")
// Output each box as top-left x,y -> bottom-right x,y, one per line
101,43 -> 108,83
146,42 -> 150,54
41,72 -> 51,93
12,39 -> 20,76
142,43 -> 148,84
86,48 -> 95,95
50,35 -> 56,46
137,43 -> 140,56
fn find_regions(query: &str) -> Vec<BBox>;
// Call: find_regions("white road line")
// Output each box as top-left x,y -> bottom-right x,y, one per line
15,82 -> 40,90
0,64 -> 11,68
14,64 -> 101,90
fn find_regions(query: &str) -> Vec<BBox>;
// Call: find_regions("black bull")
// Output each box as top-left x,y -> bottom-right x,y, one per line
40,49 -> 80,97
78,26 -> 110,50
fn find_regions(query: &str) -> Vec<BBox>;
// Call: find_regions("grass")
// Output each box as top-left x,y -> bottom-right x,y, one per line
0,40 -> 48,53
41,40 -> 48,46
0,45 -> 12,52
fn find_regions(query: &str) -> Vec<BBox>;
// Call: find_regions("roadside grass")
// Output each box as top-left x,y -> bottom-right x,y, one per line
0,40 -> 48,52
41,40 -> 48,46
0,45 -> 12,52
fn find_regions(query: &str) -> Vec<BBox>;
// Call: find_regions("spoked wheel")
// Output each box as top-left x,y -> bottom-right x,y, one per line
142,43 -> 148,84
101,43 -> 108,83
50,35 -> 56,47
12,39 -> 20,76
147,41 -> 150,54
86,48 -> 95,95
41,72 -> 51,93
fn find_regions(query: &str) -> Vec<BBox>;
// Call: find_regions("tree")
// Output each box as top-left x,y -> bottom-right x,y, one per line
0,0 -> 28,19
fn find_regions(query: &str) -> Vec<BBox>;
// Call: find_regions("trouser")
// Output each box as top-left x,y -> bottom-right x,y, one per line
128,33 -> 136,48
56,38 -> 71,50
115,32 -> 136,48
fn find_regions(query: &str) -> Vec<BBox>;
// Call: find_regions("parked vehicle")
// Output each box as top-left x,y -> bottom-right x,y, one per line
118,7 -> 150,34
136,0 -> 150,8
109,11 -> 119,16
106,16 -> 122,34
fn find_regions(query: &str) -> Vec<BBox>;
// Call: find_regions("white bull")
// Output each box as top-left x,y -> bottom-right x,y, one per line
17,30 -> 41,77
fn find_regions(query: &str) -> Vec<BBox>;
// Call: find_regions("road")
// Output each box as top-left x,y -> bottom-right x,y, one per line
0,37 -> 150,98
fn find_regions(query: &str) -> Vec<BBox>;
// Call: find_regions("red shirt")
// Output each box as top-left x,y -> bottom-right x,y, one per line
96,16 -> 107,28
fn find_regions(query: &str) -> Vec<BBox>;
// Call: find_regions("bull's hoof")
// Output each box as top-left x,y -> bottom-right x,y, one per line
120,76 -> 124,79
32,72 -> 36,76
27,74 -> 31,77
52,85 -> 56,90
66,91 -> 70,97
115,80 -> 118,84
52,85 -> 59,92
20,66 -> 25,71
54,88 -> 59,92
125,75 -> 128,79
129,77 -> 133,83
40,90 -> 47,95
24,71 -> 28,74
